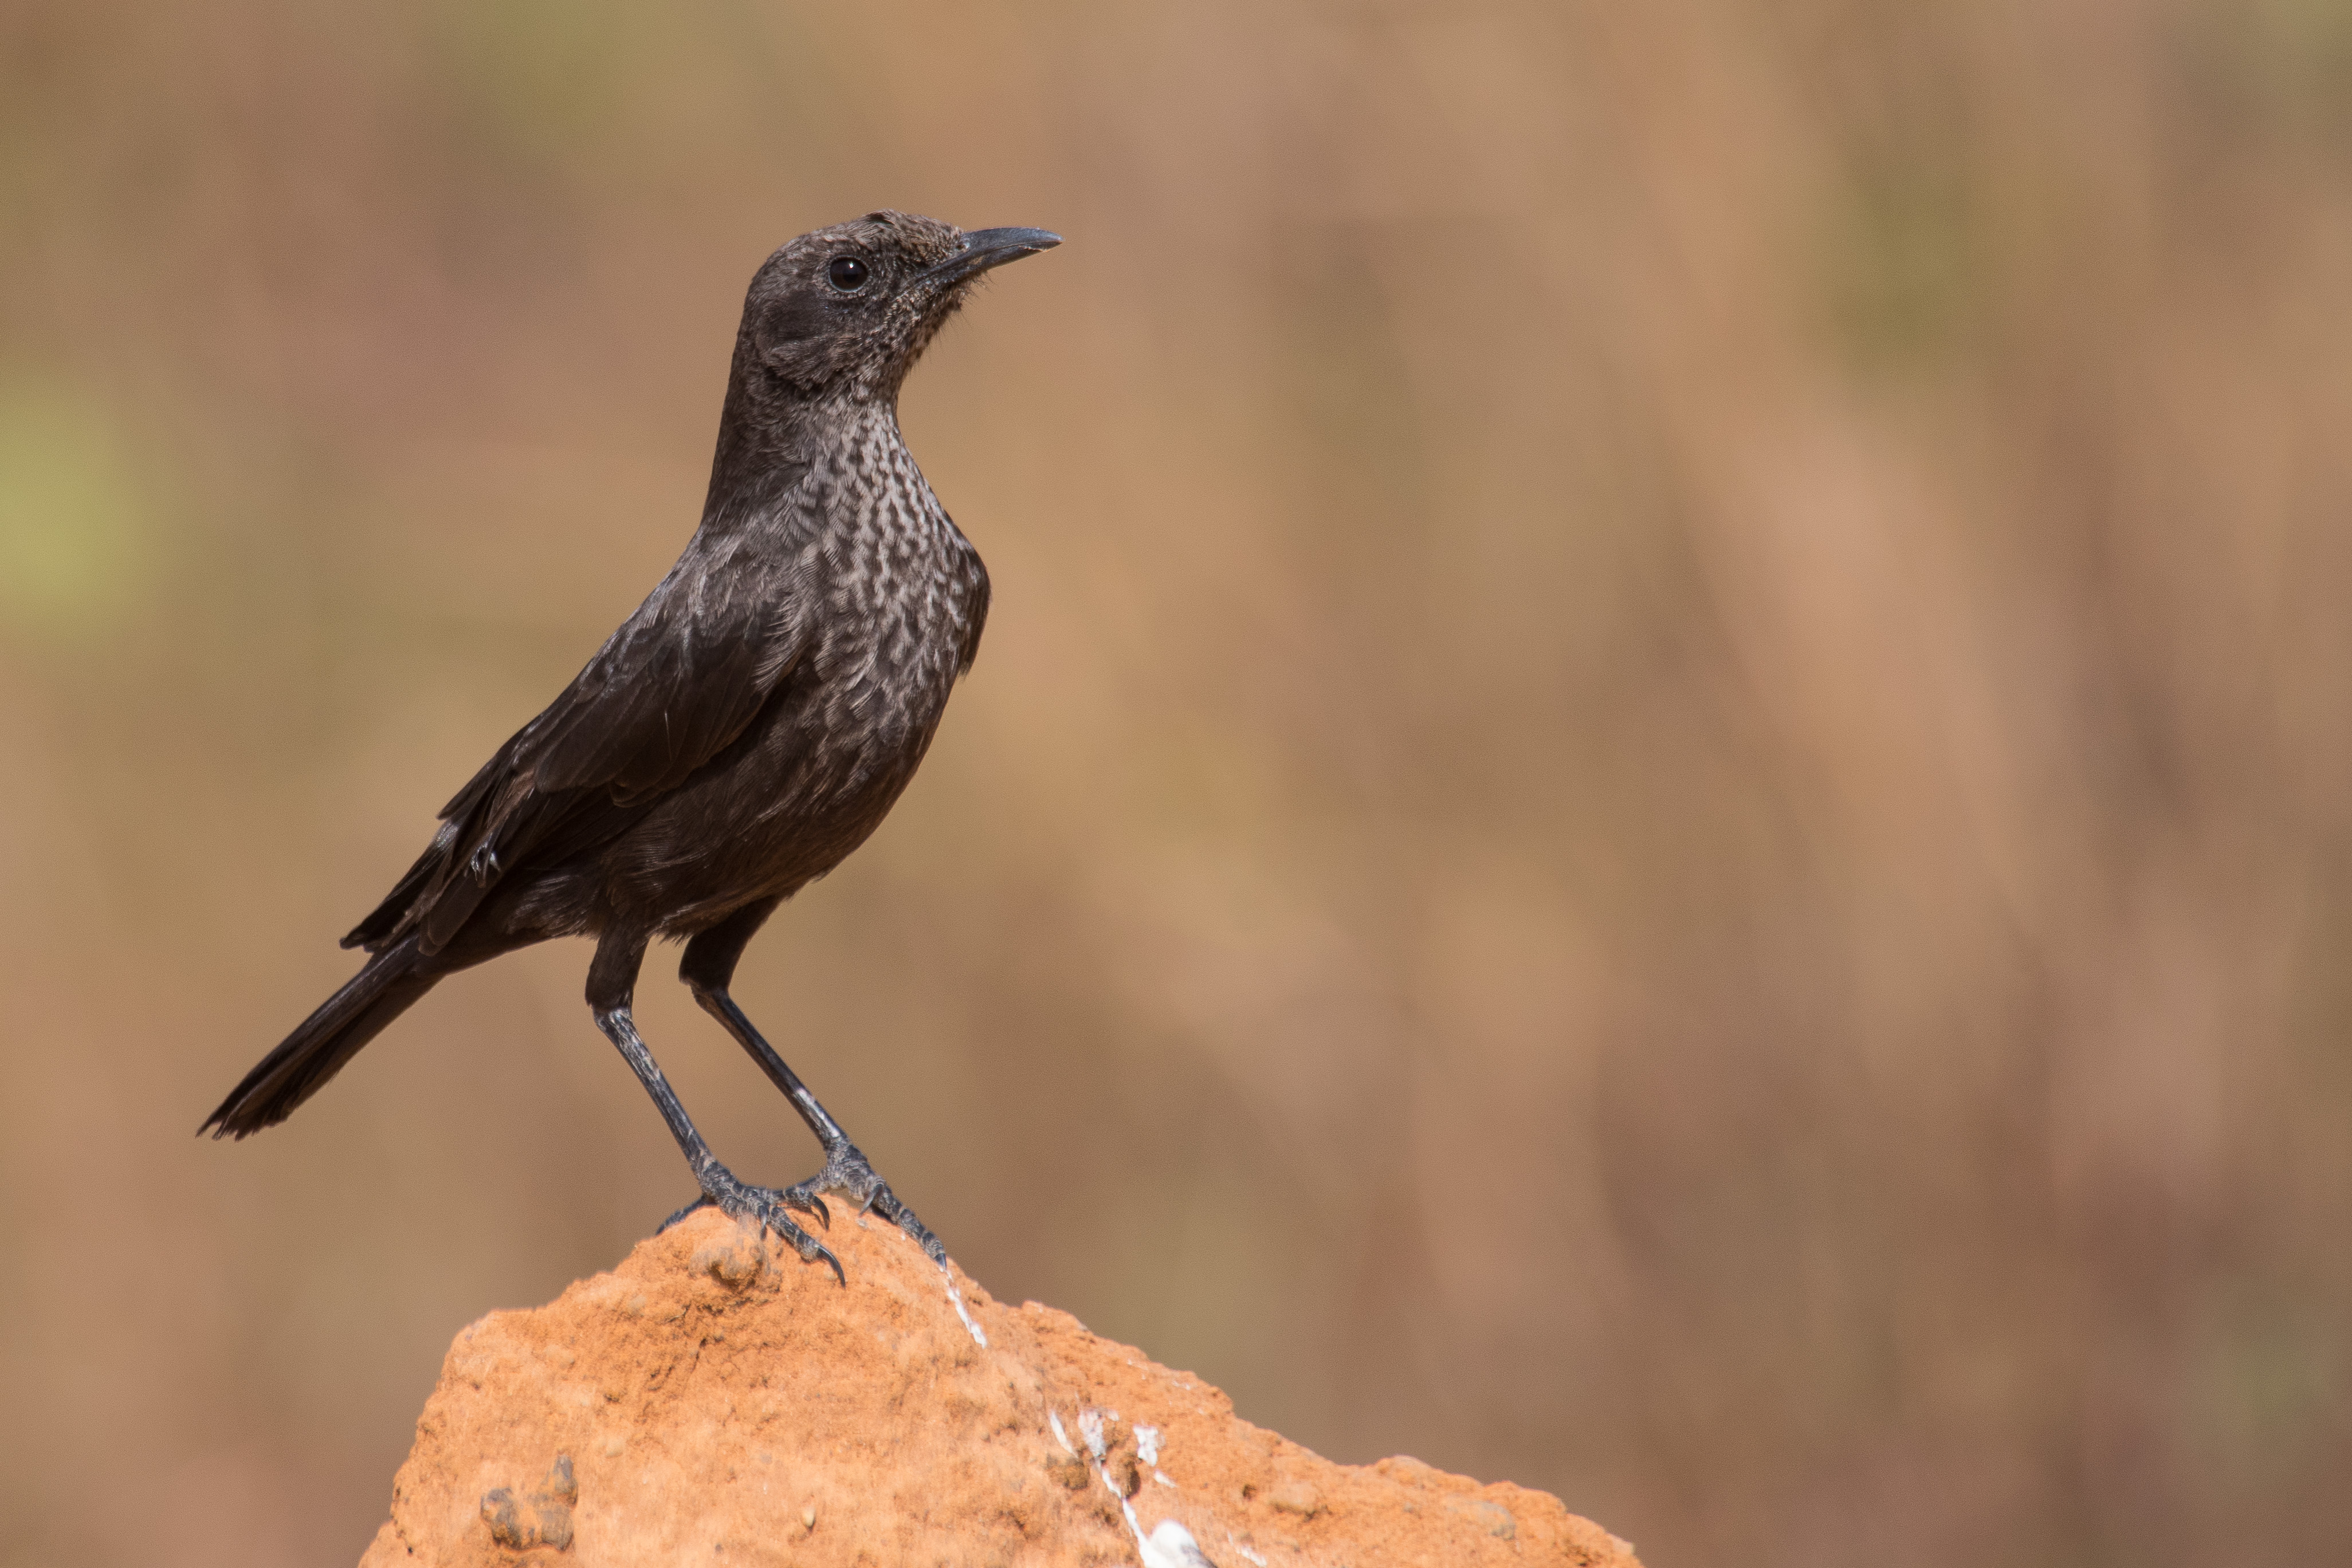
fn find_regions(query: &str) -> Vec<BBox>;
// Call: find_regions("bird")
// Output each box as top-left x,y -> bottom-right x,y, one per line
203,211 -> 1062,1281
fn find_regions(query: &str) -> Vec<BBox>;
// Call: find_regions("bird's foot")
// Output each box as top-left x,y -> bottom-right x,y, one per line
785,1141 -> 947,1267
665,1163 -> 844,1284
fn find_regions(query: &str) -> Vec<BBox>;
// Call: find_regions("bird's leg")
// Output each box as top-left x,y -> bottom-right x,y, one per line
588,929 -> 843,1283
691,984 -> 945,1266
680,907 -> 947,1266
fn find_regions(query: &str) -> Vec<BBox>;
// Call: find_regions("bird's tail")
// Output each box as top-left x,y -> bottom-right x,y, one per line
203,938 -> 439,1139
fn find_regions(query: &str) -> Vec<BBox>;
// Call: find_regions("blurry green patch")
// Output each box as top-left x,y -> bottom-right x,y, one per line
2197,0 -> 2352,146
1823,154 -> 1981,372
0,379 -> 152,640
426,0 -> 757,170
430,0 -> 653,161
2194,1291 -> 2346,1476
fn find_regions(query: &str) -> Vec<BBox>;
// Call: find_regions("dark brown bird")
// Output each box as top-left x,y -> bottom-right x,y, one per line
205,212 -> 1062,1278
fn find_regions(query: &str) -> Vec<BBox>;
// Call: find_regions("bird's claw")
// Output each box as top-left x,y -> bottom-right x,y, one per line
678,1165 -> 850,1284
784,1141 -> 946,1267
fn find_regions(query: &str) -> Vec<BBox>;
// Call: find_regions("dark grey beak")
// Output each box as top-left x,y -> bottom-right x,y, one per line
921,227 -> 1063,287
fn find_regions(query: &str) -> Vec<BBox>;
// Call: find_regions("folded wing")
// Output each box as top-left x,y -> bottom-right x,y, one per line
345,549 -> 810,958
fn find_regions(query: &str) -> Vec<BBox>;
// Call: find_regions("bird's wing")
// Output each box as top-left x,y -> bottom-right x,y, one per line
345,535 -> 813,956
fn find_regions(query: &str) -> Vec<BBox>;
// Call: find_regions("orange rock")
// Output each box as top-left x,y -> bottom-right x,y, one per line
359,1208 -> 1642,1567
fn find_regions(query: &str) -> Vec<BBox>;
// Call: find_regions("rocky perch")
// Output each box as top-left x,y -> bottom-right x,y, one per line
360,1206 -> 1642,1567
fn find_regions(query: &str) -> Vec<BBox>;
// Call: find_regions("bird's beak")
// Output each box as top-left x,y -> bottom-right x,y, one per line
921,227 -> 1063,288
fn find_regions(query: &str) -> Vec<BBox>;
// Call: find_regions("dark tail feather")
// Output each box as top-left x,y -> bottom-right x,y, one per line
203,940 -> 438,1139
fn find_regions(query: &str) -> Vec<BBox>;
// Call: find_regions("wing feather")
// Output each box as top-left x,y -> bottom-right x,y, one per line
345,540 -> 810,956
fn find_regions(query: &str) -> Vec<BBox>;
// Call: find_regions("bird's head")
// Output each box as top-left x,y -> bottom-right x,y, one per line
739,211 -> 1061,404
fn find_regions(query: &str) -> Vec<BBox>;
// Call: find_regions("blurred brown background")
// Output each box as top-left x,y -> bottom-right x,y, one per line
5,1 -> 2350,1563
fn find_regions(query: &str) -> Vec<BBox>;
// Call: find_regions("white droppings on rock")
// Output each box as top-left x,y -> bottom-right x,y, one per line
1134,1424 -> 1161,1465
942,1264 -> 988,1347
1078,1407 -> 1108,1461
1140,1519 -> 1218,1568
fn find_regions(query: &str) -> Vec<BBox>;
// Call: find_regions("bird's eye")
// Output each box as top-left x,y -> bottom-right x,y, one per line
827,256 -> 870,292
